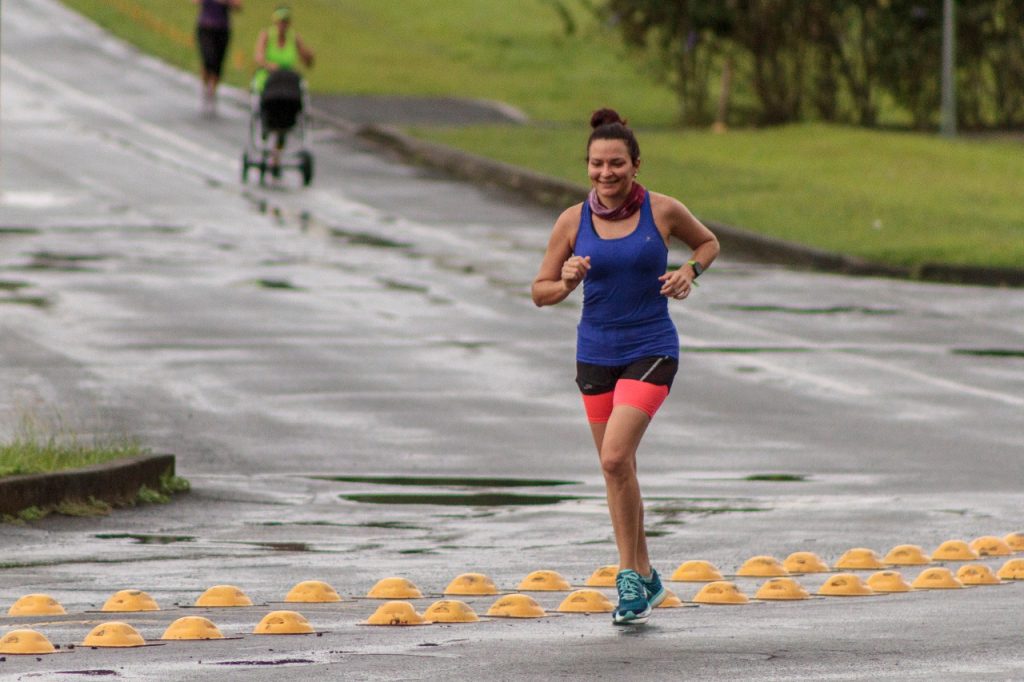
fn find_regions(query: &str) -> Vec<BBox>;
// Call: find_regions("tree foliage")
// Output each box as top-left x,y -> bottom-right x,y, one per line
598,0 -> 1024,129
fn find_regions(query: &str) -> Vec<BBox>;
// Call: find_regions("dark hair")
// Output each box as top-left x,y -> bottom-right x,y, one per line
587,108 -> 640,163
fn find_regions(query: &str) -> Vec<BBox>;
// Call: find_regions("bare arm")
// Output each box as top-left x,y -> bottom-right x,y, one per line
532,205 -> 587,307
253,29 -> 269,69
652,193 -> 720,300
296,34 -> 315,69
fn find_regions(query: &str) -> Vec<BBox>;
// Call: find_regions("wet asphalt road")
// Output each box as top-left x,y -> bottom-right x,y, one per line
2,1 -> 1024,680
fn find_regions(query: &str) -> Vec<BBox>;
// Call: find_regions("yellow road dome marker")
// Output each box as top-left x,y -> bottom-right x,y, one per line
486,594 -> 547,618
755,577 -> 810,600
834,548 -> 885,570
518,569 -> 571,591
956,564 -> 1002,585
670,560 -> 723,582
195,585 -> 253,607
7,594 -> 66,617
692,581 -> 749,605
737,555 -> 788,577
996,558 -> 1024,580
0,629 -> 56,655
584,565 -> 619,588
285,580 -> 341,603
783,551 -> 830,574
254,610 -> 315,634
657,588 -> 685,608
817,573 -> 874,596
423,600 -> 479,623
82,622 -> 145,648
1003,532 -> 1024,552
969,536 -> 1012,557
556,589 -> 614,613
367,577 -> 423,599
444,573 -> 499,596
365,601 -> 426,625
911,567 -> 963,589
867,570 -> 913,593
882,545 -> 931,566
101,589 -> 159,612
931,540 -> 979,562
161,616 -> 225,640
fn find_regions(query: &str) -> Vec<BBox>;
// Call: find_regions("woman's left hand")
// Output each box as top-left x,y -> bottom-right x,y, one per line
658,270 -> 694,300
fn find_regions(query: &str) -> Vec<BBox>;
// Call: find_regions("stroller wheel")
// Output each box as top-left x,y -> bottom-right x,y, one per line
299,151 -> 314,186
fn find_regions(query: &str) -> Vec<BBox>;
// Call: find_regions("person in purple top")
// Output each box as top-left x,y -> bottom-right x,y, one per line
194,0 -> 242,116
532,108 -> 719,624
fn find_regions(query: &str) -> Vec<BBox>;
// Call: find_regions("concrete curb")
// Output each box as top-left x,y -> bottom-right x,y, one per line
0,454 -> 176,517
329,118 -> 1023,288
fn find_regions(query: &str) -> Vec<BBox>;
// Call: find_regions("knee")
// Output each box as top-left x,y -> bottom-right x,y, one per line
600,447 -> 635,481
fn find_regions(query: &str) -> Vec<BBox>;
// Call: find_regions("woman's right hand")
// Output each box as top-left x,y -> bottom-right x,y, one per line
561,255 -> 590,290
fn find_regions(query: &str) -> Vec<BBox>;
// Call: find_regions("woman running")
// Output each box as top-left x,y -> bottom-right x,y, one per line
194,0 -> 241,116
532,108 -> 719,624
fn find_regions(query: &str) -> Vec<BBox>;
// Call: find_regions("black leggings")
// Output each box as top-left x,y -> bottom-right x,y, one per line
197,27 -> 230,77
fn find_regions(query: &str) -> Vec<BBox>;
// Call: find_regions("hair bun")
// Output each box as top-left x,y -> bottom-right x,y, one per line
590,108 -> 627,129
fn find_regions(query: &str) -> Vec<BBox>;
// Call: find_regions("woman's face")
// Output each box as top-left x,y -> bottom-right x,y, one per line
587,138 -> 638,205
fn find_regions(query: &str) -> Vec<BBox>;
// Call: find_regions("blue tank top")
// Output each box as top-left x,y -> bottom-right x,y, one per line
574,193 -> 679,365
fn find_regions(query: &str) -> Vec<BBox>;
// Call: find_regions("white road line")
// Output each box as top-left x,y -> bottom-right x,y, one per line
683,307 -> 1024,407
2,54 -> 236,172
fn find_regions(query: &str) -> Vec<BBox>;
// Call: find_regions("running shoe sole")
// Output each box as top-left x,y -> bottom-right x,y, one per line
612,604 -> 652,625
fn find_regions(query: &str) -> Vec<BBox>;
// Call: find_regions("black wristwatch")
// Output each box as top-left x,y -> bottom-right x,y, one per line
687,260 -> 704,278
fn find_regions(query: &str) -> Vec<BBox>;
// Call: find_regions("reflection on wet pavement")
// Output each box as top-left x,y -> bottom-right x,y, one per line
329,227 -> 411,249
721,304 -> 900,315
341,492 -> 584,506
315,475 -> 577,488
952,348 -> 1024,358
95,533 -> 195,544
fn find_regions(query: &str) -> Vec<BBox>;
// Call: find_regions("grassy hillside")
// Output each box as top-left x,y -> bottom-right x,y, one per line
59,1 -> 1023,269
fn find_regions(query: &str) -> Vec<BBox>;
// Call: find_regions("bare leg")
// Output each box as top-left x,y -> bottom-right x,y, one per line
589,405 -> 652,576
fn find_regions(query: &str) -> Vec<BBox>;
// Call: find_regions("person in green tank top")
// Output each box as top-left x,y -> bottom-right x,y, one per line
252,6 -> 315,173
252,6 -> 314,92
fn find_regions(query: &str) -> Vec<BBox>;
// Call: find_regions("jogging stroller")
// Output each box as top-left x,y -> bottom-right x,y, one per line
241,68 -> 314,186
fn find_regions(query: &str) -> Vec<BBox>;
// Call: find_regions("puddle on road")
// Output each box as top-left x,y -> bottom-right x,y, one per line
94,533 -> 195,544
23,251 -> 110,272
331,475 -> 584,507
431,340 -> 497,352
649,500 -> 770,516
377,277 -> 428,293
255,278 -> 303,291
316,475 -> 578,488
237,541 -> 313,552
39,670 -> 118,677
216,659 -> 316,667
0,295 -> 50,308
745,474 -> 807,482
341,492 -> 582,506
330,227 -> 411,249
682,346 -> 811,354
722,304 -> 900,315
952,348 -> 1024,359
255,519 -> 426,530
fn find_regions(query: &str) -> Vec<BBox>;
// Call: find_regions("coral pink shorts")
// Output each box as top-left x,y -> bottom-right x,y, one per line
576,356 -> 677,423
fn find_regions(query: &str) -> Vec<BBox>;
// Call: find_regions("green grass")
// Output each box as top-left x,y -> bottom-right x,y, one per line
0,416 -> 149,477
59,0 -> 676,124
57,1 -> 1024,269
412,123 -> 1024,268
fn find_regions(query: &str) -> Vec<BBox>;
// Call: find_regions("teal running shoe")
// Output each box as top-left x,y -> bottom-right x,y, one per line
612,569 -> 651,624
642,567 -> 667,608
